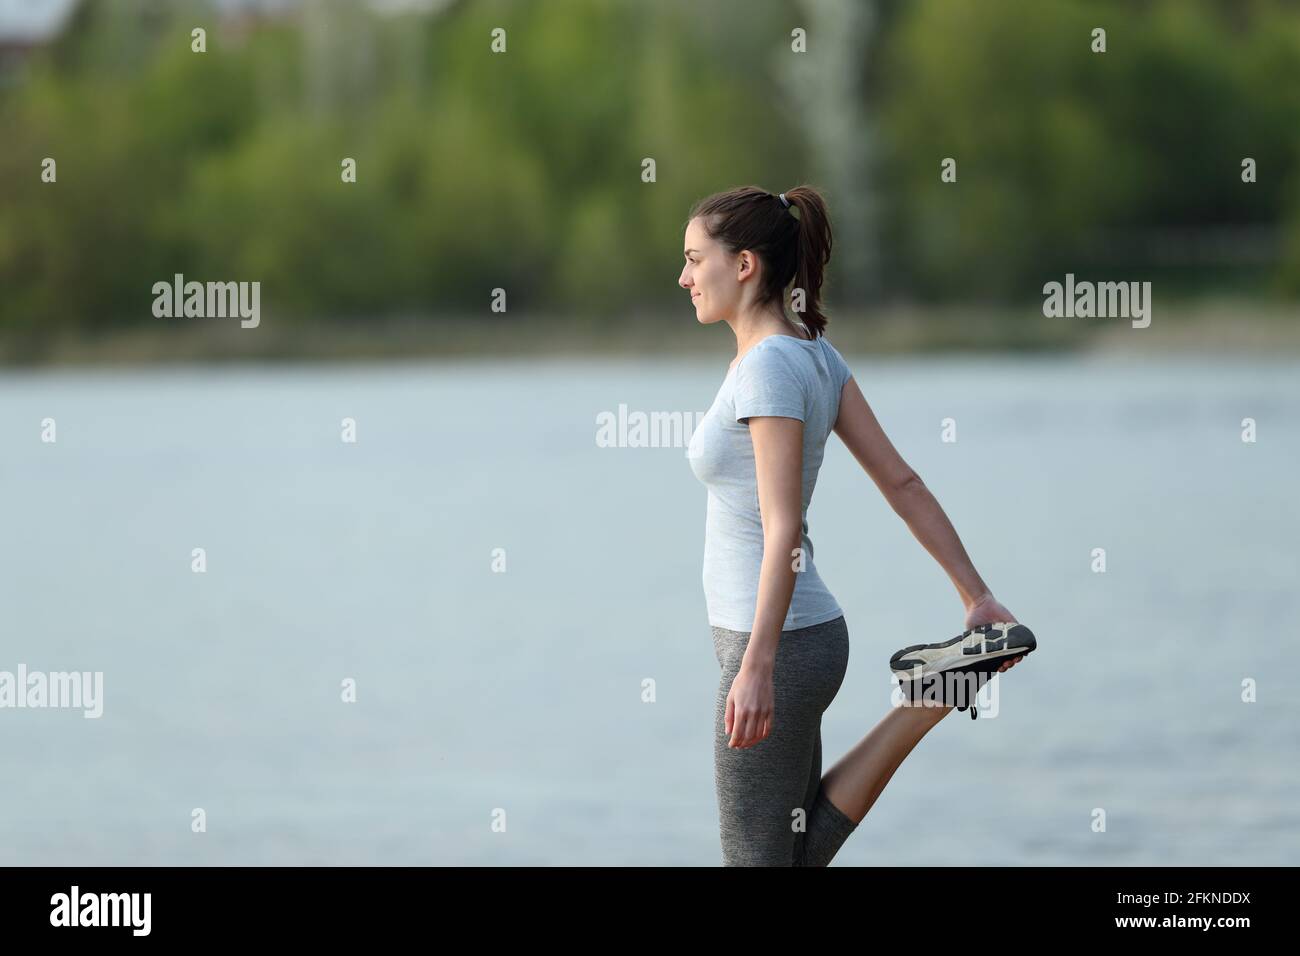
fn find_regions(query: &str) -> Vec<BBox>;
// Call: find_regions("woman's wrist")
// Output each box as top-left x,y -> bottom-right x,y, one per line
740,631 -> 778,675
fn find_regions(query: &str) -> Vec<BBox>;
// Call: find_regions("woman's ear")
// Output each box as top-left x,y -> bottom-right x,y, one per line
737,250 -> 755,280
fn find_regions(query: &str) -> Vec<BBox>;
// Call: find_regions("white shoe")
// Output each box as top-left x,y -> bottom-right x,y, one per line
889,623 -> 1036,720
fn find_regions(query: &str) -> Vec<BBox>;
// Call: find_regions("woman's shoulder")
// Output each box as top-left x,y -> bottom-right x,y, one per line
753,333 -> 852,395
749,331 -> 843,369
734,334 -> 805,375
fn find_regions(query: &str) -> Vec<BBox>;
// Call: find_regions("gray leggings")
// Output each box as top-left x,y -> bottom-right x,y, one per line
711,614 -> 858,866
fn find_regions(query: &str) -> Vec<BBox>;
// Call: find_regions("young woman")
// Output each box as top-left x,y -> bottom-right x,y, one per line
680,185 -> 1027,867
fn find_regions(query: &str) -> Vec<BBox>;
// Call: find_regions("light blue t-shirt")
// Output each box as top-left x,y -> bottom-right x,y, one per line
687,333 -> 853,632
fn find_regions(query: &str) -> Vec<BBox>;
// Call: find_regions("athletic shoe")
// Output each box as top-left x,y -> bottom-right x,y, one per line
889,622 -> 1037,720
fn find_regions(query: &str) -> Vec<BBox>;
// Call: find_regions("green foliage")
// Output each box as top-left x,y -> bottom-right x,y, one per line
0,0 -> 810,330
1,0 -> 1297,344
880,0 -> 1300,298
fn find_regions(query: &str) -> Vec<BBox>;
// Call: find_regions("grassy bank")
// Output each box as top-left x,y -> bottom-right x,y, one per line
2,300 -> 1296,367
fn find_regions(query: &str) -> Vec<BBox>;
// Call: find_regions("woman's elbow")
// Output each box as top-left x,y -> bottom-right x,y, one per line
882,471 -> 928,515
762,521 -> 805,552
888,469 -> 923,497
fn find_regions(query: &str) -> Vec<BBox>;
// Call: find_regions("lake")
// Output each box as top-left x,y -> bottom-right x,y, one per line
1,352 -> 1297,865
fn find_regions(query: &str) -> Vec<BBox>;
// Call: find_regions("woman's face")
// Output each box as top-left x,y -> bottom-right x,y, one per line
679,217 -> 747,326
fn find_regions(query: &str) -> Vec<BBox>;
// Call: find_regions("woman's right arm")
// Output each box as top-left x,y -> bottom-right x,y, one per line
832,375 -> 993,615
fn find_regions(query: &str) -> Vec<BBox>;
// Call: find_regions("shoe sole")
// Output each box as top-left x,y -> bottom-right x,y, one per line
889,623 -> 1036,720
890,622 -> 1037,678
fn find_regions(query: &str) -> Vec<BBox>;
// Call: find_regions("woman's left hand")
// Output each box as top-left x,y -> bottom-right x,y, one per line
964,592 -> 1017,629
963,593 -> 1025,673
724,665 -> 774,748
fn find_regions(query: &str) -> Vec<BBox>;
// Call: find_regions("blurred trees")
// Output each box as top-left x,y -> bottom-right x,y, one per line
879,0 -> 1300,298
1,0 -> 1297,341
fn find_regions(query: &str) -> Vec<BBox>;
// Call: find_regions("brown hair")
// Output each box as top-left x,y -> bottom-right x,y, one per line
686,184 -> 834,337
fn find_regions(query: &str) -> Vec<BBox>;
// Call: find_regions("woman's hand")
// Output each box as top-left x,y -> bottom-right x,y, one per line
724,664 -> 774,748
964,592 -> 1017,628
963,593 -> 1025,672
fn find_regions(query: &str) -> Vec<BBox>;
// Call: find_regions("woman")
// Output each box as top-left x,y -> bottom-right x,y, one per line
680,185 -> 1027,867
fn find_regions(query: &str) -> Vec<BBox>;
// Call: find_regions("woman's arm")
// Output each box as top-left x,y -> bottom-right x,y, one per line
722,413 -> 802,749
832,375 -> 991,613
745,414 -> 805,668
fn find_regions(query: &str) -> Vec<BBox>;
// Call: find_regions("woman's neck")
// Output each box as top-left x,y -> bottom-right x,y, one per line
728,306 -> 809,353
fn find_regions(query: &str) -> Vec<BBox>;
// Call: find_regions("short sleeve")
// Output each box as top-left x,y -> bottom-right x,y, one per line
733,342 -> 806,423
822,337 -> 852,393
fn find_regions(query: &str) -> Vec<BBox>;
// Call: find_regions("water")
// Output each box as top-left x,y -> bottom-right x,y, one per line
1,353 -> 1297,865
